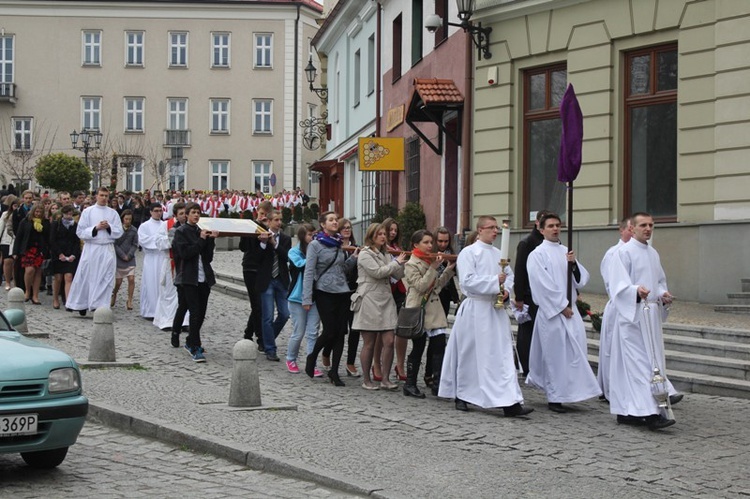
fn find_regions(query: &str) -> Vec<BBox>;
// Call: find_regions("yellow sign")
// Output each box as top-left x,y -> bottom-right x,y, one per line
358,137 -> 404,171
386,105 -> 405,132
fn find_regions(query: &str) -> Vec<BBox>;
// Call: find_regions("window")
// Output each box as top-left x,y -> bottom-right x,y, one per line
169,160 -> 186,191
125,97 -> 144,132
82,30 -> 102,66
367,35 -> 375,95
168,98 -> 188,129
353,50 -> 361,107
406,136 -> 420,203
253,99 -> 272,134
0,35 -> 13,95
253,161 -> 272,194
625,44 -> 678,221
433,0 -> 449,46
411,0 -> 423,66
211,161 -> 229,190
523,64 -> 567,225
166,98 -> 189,146
254,33 -> 272,68
125,31 -> 144,66
12,117 -> 32,151
210,99 -> 230,134
126,159 -> 144,192
211,32 -> 230,68
82,97 -> 101,130
169,32 -> 188,67
392,14 -> 402,82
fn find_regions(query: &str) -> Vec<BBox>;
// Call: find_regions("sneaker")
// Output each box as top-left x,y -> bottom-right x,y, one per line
192,347 -> 206,363
286,360 -> 300,373
313,368 -> 324,378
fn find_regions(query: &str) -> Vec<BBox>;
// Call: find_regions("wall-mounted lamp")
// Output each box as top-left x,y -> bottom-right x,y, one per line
426,0 -> 492,60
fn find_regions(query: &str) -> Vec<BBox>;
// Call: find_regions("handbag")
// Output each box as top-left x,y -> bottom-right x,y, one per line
396,280 -> 436,339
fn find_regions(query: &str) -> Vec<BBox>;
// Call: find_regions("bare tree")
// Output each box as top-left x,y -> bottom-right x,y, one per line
0,119 -> 57,188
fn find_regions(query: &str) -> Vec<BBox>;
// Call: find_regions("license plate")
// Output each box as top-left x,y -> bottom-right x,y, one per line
0,414 -> 38,436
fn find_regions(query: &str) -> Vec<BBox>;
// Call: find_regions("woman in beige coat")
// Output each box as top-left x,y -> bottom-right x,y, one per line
403,230 -> 456,398
353,223 -> 407,390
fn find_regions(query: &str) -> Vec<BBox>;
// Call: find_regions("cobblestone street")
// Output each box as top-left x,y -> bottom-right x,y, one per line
0,421 -> 351,498
5,249 -> 750,498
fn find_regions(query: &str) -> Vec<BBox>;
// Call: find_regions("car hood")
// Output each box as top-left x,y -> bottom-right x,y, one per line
0,331 -> 78,381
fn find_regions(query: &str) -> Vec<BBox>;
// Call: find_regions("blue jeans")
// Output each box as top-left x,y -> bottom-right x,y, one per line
287,301 -> 320,362
260,278 -> 290,355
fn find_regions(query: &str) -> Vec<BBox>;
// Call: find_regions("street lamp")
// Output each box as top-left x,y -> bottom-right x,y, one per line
304,56 -> 328,103
70,128 -> 103,165
426,0 -> 492,60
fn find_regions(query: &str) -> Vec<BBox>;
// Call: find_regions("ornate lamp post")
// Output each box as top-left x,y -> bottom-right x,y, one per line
300,56 -> 329,150
426,0 -> 493,60
70,128 -> 103,187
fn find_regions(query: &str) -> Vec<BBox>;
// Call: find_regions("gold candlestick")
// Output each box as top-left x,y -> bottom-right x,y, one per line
494,258 -> 509,309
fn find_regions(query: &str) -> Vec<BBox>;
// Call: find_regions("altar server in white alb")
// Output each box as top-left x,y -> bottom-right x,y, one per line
606,212 -> 681,430
138,203 -> 170,319
153,202 -> 190,331
439,215 -> 533,417
526,213 -> 601,413
66,187 -> 123,315
597,216 -> 632,401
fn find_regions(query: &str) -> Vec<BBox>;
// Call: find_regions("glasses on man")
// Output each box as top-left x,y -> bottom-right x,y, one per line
480,225 -> 499,231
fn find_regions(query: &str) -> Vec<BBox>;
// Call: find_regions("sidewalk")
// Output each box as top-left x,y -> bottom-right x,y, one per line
10,250 -> 750,498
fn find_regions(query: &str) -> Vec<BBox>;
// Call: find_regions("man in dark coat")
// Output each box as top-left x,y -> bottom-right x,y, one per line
172,202 -> 218,363
513,209 -> 549,375
256,210 -> 291,361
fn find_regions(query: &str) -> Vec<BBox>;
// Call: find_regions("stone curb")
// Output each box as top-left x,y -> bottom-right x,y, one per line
87,401 -> 385,498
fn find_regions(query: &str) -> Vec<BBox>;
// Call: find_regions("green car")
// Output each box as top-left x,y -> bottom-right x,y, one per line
0,309 -> 88,468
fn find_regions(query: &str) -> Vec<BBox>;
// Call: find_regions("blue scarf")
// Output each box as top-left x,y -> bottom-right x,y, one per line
314,231 -> 342,248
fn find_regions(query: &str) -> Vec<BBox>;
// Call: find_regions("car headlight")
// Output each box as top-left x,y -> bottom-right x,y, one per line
48,368 -> 81,394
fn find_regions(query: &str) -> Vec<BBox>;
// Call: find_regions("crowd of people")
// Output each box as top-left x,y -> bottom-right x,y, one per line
0,182 -> 680,430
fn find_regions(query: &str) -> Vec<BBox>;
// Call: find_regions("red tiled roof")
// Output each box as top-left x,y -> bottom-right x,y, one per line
413,78 -> 464,106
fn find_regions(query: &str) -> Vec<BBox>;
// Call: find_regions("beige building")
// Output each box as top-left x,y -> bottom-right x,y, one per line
0,0 -> 322,194
471,0 -> 750,303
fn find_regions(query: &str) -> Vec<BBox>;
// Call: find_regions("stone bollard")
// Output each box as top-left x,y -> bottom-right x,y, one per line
89,307 -> 116,362
7,287 -> 28,333
229,339 -> 261,407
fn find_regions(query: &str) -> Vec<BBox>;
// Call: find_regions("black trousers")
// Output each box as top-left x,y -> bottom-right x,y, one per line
311,290 -> 350,371
516,302 -> 538,375
242,270 -> 262,344
172,284 -> 189,333
323,307 -> 359,365
178,283 -> 211,349
408,333 -> 446,370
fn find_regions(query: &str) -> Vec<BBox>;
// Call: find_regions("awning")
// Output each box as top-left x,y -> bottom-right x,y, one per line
405,78 -> 464,155
309,159 -> 340,173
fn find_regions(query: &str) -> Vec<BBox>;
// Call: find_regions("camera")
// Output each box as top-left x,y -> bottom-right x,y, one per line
425,14 -> 442,33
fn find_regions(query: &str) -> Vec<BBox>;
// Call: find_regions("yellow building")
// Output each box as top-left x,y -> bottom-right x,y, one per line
471,0 -> 750,303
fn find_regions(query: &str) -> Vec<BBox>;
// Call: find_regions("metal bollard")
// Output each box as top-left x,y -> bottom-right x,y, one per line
7,287 -> 28,333
229,339 -> 261,407
89,307 -> 116,362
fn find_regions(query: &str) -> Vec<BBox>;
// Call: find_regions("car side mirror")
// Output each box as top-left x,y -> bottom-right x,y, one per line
3,309 -> 26,329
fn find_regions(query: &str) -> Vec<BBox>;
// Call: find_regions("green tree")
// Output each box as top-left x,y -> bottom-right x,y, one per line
372,203 -> 399,223
34,153 -> 92,193
397,202 -> 426,248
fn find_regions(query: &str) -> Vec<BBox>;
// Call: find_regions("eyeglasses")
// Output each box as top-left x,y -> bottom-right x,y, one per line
342,226 -> 352,230
480,225 -> 499,230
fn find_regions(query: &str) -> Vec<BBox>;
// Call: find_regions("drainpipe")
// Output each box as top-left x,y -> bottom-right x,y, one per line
293,4 -> 301,190
461,29 -> 472,233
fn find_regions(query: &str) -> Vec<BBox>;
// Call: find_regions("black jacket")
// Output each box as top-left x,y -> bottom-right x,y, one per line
239,220 -> 269,272
513,227 -> 544,303
13,218 -> 50,257
172,222 -> 216,287
255,231 -> 291,292
49,220 -> 81,260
